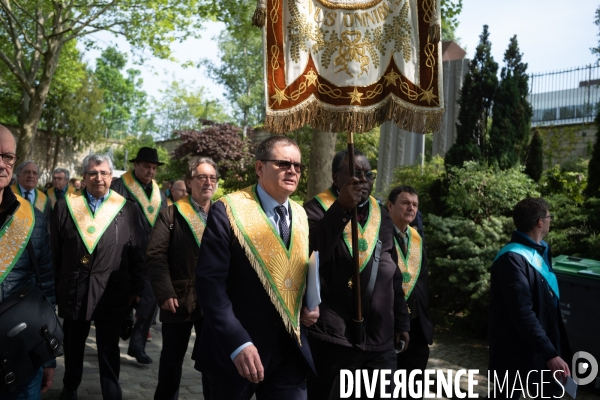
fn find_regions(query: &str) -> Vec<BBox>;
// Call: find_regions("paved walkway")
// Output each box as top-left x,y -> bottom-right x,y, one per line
41,324 -> 598,399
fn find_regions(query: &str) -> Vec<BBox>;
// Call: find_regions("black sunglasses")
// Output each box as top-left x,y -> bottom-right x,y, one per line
261,159 -> 305,174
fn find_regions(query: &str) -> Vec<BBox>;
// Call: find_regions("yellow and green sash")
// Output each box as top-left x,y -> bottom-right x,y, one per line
174,195 -> 206,247
47,185 -> 75,209
221,185 -> 309,344
121,171 -> 161,227
166,198 -> 173,207
394,226 -> 423,300
65,190 -> 126,254
0,194 -> 35,284
314,188 -> 381,272
11,185 -> 48,213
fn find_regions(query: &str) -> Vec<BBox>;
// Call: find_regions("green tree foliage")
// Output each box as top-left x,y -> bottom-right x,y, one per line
441,0 -> 463,42
148,79 -> 230,140
200,3 -> 263,133
444,25 -> 498,170
335,129 -> 381,172
94,47 -> 147,137
585,111 -> 600,198
488,36 -> 532,170
540,158 -> 588,205
0,0 -> 206,161
524,129 -> 544,182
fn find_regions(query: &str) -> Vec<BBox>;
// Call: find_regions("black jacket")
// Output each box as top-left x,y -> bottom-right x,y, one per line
51,191 -> 146,321
489,231 -> 571,376
304,196 -> 410,351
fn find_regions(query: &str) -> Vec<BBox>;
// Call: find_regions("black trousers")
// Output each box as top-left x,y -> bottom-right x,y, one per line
154,319 -> 210,400
396,317 -> 430,399
307,338 -> 397,400
129,277 -> 158,352
62,318 -> 123,399
208,329 -> 308,400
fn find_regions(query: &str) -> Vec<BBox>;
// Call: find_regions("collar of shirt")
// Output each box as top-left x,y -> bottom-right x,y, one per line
189,196 -> 210,222
514,229 -> 550,267
85,189 -> 105,213
18,184 -> 32,197
256,183 -> 290,235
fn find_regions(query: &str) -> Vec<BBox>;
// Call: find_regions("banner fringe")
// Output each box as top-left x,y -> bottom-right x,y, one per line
252,0 -> 267,27
265,97 -> 444,135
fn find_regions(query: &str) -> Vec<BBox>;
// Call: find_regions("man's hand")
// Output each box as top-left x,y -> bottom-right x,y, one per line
128,295 -> 141,307
337,177 -> 363,212
233,345 -> 264,383
395,331 -> 410,353
547,356 -> 570,382
41,367 -> 55,393
301,305 -> 319,327
161,298 -> 179,314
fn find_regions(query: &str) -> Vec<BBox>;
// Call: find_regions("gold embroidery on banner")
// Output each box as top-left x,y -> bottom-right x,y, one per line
174,195 -> 206,248
315,0 -> 385,10
121,171 -> 162,226
0,195 -> 34,283
65,190 -> 126,254
395,225 -> 422,300
221,186 -> 309,344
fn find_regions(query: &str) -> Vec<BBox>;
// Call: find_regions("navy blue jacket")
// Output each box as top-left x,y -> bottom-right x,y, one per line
193,200 -> 315,379
489,231 -> 571,377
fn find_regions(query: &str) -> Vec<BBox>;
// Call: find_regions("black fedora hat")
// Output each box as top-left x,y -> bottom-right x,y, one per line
129,147 -> 164,166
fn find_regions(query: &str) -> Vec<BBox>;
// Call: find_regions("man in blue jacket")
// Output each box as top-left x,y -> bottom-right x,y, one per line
489,197 -> 571,399
0,125 -> 56,397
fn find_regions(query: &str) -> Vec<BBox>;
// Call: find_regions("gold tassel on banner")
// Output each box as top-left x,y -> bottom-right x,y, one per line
252,0 -> 267,28
428,4 -> 441,44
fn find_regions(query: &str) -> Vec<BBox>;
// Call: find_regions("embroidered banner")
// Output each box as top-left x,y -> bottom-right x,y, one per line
174,195 -> 206,248
221,185 -> 309,344
394,225 -> 422,299
0,195 -> 34,284
254,0 -> 443,134
314,188 -> 381,272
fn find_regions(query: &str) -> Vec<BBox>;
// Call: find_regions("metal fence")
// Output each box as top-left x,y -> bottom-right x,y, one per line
528,64 -> 600,127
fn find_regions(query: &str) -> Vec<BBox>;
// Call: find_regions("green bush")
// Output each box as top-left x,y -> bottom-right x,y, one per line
539,160 -> 588,204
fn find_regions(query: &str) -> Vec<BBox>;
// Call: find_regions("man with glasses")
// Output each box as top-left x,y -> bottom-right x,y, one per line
489,198 -> 571,399
167,179 -> 188,205
194,136 -> 317,399
12,160 -> 51,221
111,147 -> 167,365
47,168 -> 75,208
0,125 -> 56,397
52,154 -> 145,400
303,149 -> 410,399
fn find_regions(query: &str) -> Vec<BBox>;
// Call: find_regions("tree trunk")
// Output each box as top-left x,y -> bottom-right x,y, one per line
52,135 -> 61,172
306,128 -> 337,201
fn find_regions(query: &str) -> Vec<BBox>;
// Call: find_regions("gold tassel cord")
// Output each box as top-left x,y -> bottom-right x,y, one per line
252,0 -> 267,28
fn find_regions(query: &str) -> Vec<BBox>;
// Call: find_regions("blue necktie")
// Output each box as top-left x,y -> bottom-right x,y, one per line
24,191 -> 32,203
275,205 -> 290,247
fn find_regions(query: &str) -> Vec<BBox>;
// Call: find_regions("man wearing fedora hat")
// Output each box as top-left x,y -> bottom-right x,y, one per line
111,146 -> 167,364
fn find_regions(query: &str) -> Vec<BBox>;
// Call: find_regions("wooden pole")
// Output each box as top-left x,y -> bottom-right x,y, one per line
347,132 -> 364,344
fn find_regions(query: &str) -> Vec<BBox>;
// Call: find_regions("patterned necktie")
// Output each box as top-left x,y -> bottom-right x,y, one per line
397,231 -> 408,257
24,191 -> 32,203
275,205 -> 290,247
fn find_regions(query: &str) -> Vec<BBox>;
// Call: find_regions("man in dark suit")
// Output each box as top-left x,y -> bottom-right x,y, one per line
52,154 -> 145,400
489,198 -> 571,399
387,186 -> 433,398
111,147 -> 167,364
194,136 -> 317,399
304,149 -> 410,399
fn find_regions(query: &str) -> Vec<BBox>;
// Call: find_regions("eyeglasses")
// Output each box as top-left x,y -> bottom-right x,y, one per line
261,160 -> 305,174
52,176 -> 66,181
192,174 -> 218,183
86,171 -> 111,178
541,214 -> 554,221
354,169 -> 375,180
0,153 -> 18,167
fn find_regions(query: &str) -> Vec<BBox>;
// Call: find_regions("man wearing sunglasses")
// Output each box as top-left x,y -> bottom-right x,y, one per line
194,136 -> 317,399
489,198 -> 571,399
304,149 -> 410,399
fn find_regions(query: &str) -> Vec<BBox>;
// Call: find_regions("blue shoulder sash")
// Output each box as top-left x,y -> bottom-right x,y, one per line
494,243 -> 560,299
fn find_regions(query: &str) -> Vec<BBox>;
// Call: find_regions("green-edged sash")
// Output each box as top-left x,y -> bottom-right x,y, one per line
314,188 -> 381,272
174,195 -> 206,247
121,171 -> 161,226
11,185 -> 48,213
65,190 -> 126,254
220,185 -> 309,344
47,185 -> 75,209
394,226 -> 423,300
0,194 -> 35,284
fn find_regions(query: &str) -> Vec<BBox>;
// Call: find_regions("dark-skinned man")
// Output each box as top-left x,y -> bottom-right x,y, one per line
304,149 -> 410,399
387,186 -> 433,399
111,147 -> 167,364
